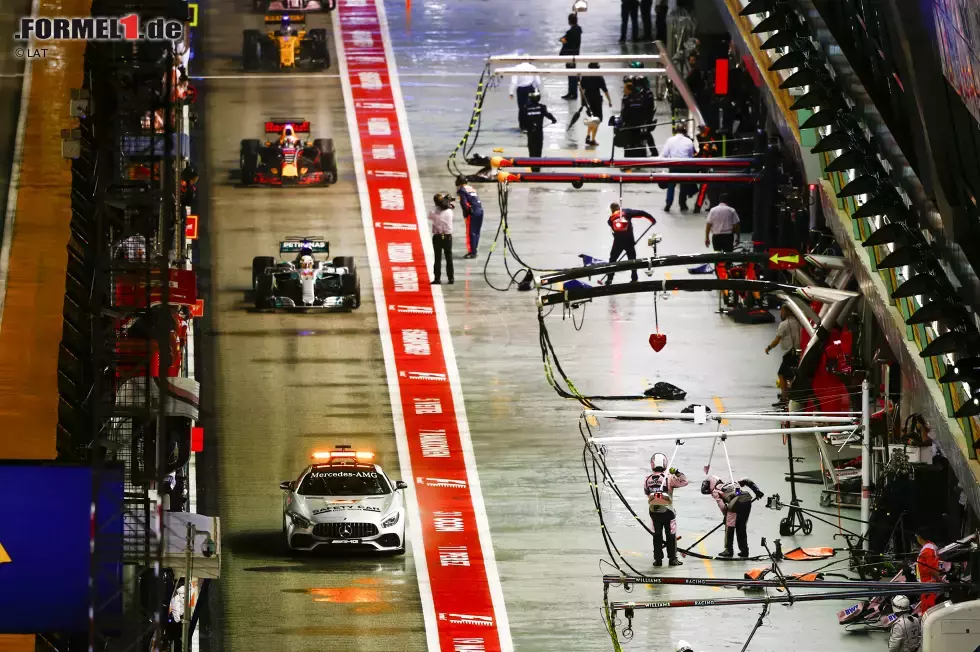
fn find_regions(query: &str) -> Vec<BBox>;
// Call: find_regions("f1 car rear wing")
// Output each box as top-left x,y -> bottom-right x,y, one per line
280,237 -> 328,255
265,118 -> 311,134
264,13 -> 306,25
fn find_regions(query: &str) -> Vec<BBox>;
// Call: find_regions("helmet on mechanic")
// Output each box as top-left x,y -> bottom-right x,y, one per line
651,453 -> 668,473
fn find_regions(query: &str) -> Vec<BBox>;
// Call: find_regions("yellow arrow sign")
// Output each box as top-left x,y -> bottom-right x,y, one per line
0,541 -> 11,564
769,253 -> 800,265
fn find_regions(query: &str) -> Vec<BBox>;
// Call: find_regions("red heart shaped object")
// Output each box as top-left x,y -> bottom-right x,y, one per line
649,333 -> 667,352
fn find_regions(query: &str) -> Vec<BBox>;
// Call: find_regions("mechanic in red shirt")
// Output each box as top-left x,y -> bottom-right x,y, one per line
914,527 -> 944,615
602,202 -> 655,285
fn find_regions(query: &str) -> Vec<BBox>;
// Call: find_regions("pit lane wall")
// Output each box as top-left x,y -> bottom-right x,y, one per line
0,0 -> 90,648
713,0 -> 980,516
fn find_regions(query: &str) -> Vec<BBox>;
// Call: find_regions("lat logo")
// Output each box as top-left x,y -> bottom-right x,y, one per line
15,15 -> 184,41
439,613 -> 494,627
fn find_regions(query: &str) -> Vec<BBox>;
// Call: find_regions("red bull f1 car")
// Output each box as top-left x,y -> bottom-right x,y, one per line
243,14 -> 330,72
253,237 -> 360,310
255,0 -> 334,11
240,119 -> 338,186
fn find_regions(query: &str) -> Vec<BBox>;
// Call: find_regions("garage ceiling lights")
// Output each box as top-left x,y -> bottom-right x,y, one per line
748,0 -> 980,402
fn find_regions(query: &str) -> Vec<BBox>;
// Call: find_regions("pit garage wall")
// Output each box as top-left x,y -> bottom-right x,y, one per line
712,0 -> 980,516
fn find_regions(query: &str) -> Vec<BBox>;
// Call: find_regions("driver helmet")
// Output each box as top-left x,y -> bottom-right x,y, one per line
283,124 -> 296,142
651,453 -> 668,473
280,16 -> 292,36
675,641 -> 694,652
891,595 -> 911,613
300,255 -> 315,270
528,89 -> 541,104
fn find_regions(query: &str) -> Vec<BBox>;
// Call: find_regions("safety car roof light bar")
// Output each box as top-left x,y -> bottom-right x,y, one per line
489,54 -> 662,64
493,66 -> 665,77
537,279 -> 859,307
582,409 -> 859,424
601,574 -> 939,590
497,171 -> 761,184
491,156 -> 757,169
587,425 -> 857,444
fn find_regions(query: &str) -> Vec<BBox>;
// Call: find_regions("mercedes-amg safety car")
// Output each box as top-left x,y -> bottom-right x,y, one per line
243,14 -> 330,72
255,0 -> 333,12
280,447 -> 408,553
240,118 -> 338,186
253,237 -> 361,310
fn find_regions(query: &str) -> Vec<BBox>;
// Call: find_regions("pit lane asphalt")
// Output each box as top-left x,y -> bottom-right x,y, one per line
0,0 -> 29,245
197,1 -> 888,651
193,5 -> 425,651
381,0 -> 882,650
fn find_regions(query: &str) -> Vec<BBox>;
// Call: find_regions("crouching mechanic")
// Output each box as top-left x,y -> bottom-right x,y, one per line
602,203 -> 656,284
888,595 -> 922,652
645,453 -> 688,566
702,475 -> 764,558
455,176 -> 484,259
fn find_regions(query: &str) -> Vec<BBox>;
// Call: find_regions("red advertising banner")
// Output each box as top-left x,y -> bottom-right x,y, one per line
336,1 -> 510,649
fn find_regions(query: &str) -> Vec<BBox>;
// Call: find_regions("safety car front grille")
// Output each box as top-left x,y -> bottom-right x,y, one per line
313,522 -> 379,539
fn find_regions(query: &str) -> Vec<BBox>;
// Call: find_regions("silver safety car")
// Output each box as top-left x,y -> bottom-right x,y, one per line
280,446 -> 408,553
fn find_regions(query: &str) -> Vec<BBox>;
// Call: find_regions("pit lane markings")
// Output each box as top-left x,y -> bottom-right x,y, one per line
334,0 -> 511,649
0,0 -> 40,333
712,396 -> 729,425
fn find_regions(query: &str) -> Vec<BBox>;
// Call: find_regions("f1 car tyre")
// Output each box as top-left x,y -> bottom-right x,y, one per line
252,256 -> 276,290
314,138 -> 337,184
335,256 -> 359,306
241,139 -> 261,185
308,29 -> 330,69
255,269 -> 275,309
243,30 -> 263,71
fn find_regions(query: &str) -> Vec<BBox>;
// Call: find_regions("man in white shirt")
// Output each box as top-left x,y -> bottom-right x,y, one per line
765,304 -> 802,406
427,193 -> 455,284
509,59 -> 542,132
660,123 -> 696,211
704,194 -> 740,252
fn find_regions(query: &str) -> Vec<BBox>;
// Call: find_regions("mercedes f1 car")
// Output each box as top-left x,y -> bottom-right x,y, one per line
253,237 -> 360,310
240,119 -> 338,186
243,14 -> 330,72
280,446 -> 408,553
255,0 -> 334,12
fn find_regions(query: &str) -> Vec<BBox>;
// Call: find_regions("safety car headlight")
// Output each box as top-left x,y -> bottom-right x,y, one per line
382,513 -> 400,529
289,512 -> 312,529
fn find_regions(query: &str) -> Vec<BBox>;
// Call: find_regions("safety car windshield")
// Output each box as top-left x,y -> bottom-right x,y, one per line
299,468 -> 391,496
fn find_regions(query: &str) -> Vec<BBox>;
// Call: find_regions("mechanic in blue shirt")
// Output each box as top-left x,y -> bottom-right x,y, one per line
602,203 -> 656,284
456,176 -> 484,259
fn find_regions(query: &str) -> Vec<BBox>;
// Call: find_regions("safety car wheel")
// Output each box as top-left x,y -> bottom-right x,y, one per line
253,256 -> 276,290
314,138 -> 337,184
242,30 -> 263,71
241,139 -> 261,185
